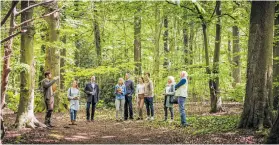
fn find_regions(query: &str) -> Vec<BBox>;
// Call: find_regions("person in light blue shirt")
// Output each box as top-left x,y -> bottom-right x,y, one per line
114,78 -> 126,121
67,80 -> 80,125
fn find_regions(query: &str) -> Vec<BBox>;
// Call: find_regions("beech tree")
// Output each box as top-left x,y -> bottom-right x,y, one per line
238,1 -> 275,129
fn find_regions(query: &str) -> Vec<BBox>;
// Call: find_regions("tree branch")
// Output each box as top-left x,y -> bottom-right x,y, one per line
165,0 -> 197,14
15,0 -> 54,17
14,7 -> 62,29
0,1 -> 19,27
0,30 -> 27,44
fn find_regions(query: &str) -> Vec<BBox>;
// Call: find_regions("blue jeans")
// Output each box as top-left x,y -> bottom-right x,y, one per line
178,97 -> 186,125
144,97 -> 154,117
70,109 -> 77,121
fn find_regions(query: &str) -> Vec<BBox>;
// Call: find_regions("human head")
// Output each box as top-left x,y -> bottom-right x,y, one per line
72,80 -> 78,88
44,71 -> 52,79
125,73 -> 130,80
180,71 -> 188,78
145,72 -> 151,78
91,76 -> 96,82
138,77 -> 144,84
167,76 -> 175,84
118,78 -> 124,85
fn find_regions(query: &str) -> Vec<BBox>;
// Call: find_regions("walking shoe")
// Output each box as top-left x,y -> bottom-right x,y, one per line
169,119 -> 174,123
136,117 -> 141,120
150,117 -> 154,121
145,117 -> 150,120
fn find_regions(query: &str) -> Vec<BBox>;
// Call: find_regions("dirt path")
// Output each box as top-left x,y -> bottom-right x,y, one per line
2,102 -> 265,144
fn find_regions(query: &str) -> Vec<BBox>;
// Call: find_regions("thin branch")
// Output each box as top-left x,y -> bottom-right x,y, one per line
14,7 -> 63,29
0,30 -> 27,44
165,0 -> 197,14
15,0 -> 54,17
0,1 -> 19,27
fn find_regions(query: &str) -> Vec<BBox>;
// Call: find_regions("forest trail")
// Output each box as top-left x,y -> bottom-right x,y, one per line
2,102 -> 264,144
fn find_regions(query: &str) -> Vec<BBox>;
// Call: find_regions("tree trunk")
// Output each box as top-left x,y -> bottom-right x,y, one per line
189,22 -> 195,65
163,16 -> 170,69
92,2 -> 101,66
239,1 -> 275,129
227,32 -> 232,66
44,0 -> 60,111
210,0 -> 222,113
60,35 -> 66,90
134,7 -> 141,75
183,27 -> 189,65
1,1 -> 16,112
15,1 -> 46,129
232,26 -> 241,88
273,5 -> 279,110
266,108 -> 279,143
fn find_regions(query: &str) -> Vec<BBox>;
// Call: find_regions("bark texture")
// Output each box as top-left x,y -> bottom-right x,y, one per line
239,1 -> 275,129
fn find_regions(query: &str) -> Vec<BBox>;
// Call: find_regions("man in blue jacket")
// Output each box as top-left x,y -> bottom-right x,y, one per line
175,71 -> 188,127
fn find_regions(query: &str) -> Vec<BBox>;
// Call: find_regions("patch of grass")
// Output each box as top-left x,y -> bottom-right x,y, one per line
146,114 -> 240,135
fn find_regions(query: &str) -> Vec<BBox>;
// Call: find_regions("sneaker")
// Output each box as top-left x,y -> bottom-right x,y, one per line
169,119 -> 174,123
150,117 -> 154,121
136,117 -> 141,120
145,117 -> 150,120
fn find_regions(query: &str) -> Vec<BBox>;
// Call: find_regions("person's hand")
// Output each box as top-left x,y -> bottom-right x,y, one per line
90,92 -> 94,95
53,76 -> 59,80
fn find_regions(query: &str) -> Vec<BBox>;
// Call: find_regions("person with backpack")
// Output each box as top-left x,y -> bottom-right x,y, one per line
114,78 -> 126,121
67,80 -> 80,125
41,71 -> 59,127
163,76 -> 175,122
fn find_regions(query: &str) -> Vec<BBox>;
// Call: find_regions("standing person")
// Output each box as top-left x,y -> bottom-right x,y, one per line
41,71 -> 59,127
163,76 -> 175,122
175,71 -> 189,127
67,80 -> 80,125
136,77 -> 145,120
144,72 -> 154,121
115,78 -> 126,121
84,76 -> 100,122
124,73 -> 135,120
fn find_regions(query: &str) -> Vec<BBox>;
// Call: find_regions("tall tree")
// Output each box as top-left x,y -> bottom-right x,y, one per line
44,0 -> 60,111
273,5 -> 279,110
163,16 -> 170,69
182,14 -> 189,65
60,35 -> 66,90
134,6 -> 142,75
153,3 -> 162,81
1,1 -> 17,111
232,25 -> 241,87
210,0 -> 222,113
239,1 -> 275,129
92,2 -> 102,66
15,1 -> 45,129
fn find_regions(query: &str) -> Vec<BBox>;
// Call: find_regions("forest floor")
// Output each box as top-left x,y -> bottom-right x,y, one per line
2,102 -> 268,144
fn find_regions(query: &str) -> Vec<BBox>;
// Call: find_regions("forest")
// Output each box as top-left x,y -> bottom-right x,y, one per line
0,0 -> 279,144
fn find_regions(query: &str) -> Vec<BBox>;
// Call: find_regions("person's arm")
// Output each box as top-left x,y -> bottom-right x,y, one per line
67,88 -> 74,100
84,84 -> 92,95
96,85 -> 100,101
42,79 -> 57,89
136,85 -> 139,96
150,81 -> 154,95
123,86 -> 127,96
166,85 -> 175,95
114,86 -> 118,96
175,79 -> 186,90
130,81 -> 135,96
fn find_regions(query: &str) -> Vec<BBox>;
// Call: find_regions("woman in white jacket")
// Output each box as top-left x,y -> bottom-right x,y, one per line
67,80 -> 80,125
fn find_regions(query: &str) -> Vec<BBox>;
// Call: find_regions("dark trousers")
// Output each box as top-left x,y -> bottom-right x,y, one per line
45,100 -> 53,124
86,102 -> 96,120
124,95 -> 133,119
144,97 -> 154,117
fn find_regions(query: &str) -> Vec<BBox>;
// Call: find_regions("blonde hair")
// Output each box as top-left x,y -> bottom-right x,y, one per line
181,71 -> 188,77
167,76 -> 175,83
118,78 -> 124,85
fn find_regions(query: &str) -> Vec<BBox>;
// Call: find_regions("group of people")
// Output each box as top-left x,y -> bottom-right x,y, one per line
41,70 -> 189,127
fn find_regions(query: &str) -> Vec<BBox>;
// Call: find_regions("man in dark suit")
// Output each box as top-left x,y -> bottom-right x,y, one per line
84,76 -> 100,122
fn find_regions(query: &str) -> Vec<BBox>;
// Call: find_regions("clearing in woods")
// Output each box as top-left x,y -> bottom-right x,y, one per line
2,102 -> 265,144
